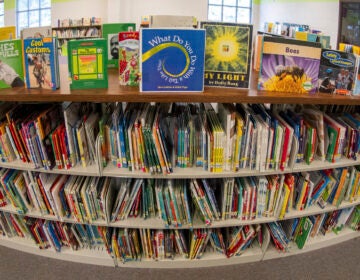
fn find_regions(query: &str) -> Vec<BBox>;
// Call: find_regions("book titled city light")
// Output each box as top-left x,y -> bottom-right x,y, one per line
140,28 -> 205,92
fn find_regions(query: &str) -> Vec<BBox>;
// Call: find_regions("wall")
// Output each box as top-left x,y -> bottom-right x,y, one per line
258,0 -> 339,48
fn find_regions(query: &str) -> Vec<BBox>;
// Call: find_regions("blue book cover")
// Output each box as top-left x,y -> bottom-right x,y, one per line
140,28 -> 205,92
23,37 -> 59,90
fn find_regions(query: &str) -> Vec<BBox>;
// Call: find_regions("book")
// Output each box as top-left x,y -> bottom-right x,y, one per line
258,36 -> 322,94
318,49 -> 357,95
148,15 -> 197,28
23,37 -> 60,90
118,31 -> 140,86
200,21 -> 253,88
0,39 -> 25,89
67,39 -> 108,89
353,55 -> 360,95
20,26 -> 52,39
0,26 -> 16,41
140,28 -> 206,92
102,23 -> 136,68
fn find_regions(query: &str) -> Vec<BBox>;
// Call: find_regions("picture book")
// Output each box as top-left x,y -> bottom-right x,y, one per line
258,36 -> 322,94
0,26 -> 16,41
118,31 -> 140,86
20,26 -> 52,39
200,21 -> 253,88
0,39 -> 25,89
351,55 -> 360,95
102,23 -> 136,68
23,37 -> 60,90
149,15 -> 197,28
140,28 -> 206,92
67,39 -> 108,89
318,49 -> 357,95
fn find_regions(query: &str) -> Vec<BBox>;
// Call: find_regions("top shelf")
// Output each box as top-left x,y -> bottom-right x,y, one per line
1,67 -> 360,105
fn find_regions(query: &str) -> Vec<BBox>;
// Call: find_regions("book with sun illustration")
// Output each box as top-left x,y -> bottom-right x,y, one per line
258,36 -> 322,94
200,21 -> 253,88
67,39 -> 108,89
140,28 -> 205,92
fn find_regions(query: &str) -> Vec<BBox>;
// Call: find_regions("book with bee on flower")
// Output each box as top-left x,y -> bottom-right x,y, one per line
258,36 -> 322,94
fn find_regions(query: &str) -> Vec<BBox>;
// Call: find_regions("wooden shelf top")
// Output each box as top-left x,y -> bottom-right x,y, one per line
1,64 -> 360,105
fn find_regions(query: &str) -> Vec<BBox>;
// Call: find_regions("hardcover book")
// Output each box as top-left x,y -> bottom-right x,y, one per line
0,26 -> 16,41
318,49 -> 357,95
118,31 -> 140,86
20,26 -> 52,39
23,37 -> 60,90
102,23 -> 136,68
258,36 -> 322,94
353,55 -> 360,95
200,21 -> 253,88
140,28 -> 206,92
0,39 -> 25,89
67,39 -> 108,89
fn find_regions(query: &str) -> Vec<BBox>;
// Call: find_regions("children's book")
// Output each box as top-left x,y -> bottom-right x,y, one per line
0,39 -> 25,89
352,55 -> 360,95
23,37 -> 60,90
0,26 -> 16,41
20,26 -> 52,39
200,21 -> 253,89
140,28 -> 205,92
102,23 -> 136,68
118,31 -> 140,86
67,39 -> 108,89
318,49 -> 357,95
258,36 -> 322,94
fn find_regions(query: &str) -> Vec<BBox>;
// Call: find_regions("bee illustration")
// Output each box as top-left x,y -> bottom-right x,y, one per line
276,66 -> 304,82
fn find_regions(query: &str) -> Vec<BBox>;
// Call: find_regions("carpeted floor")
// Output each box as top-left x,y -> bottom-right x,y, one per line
0,237 -> 359,280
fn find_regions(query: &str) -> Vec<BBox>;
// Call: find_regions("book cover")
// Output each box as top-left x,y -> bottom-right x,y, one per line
200,21 -> 253,88
102,23 -> 136,68
67,39 -> 108,89
258,36 -> 322,94
119,31 -> 140,86
140,28 -> 205,92
0,39 -> 25,89
353,55 -> 360,95
20,26 -> 52,39
318,49 -> 357,95
0,26 -> 16,41
23,37 -> 60,90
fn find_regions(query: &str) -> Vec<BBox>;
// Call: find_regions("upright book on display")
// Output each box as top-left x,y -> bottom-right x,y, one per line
140,28 -> 206,92
200,21 -> 253,88
119,31 -> 140,86
318,49 -> 357,95
102,23 -> 136,68
67,39 -> 108,89
258,36 -> 322,94
0,39 -> 25,89
23,37 -> 60,90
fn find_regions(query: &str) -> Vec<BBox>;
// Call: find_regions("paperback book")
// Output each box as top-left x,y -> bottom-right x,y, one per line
0,39 -> 25,89
119,31 -> 140,86
67,39 -> 108,89
140,28 -> 206,92
200,21 -> 253,88
318,49 -> 357,95
258,36 -> 322,94
23,37 -> 60,90
102,23 -> 136,68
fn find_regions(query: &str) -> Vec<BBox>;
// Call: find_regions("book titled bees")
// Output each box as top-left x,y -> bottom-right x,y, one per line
140,28 -> 205,92
200,21 -> 253,89
258,36 -> 322,94
23,37 -> 60,90
68,39 -> 108,89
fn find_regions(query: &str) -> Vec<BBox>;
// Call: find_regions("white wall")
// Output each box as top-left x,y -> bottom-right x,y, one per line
258,0 -> 339,48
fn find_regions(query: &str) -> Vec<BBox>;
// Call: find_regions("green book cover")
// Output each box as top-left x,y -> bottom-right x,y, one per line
0,39 -> 25,89
67,39 -> 108,89
294,216 -> 313,249
102,23 -> 136,68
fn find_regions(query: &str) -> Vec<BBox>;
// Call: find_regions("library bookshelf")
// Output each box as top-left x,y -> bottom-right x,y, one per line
0,68 -> 359,268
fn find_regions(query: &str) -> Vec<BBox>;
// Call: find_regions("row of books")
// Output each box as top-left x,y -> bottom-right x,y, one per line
1,209 -> 358,262
0,102 -> 100,170
1,102 -> 360,174
1,166 -> 359,227
56,17 -> 102,28
52,27 -> 101,39
268,206 -> 359,252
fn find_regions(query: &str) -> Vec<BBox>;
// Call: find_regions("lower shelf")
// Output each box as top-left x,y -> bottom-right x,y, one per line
263,228 -> 360,261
